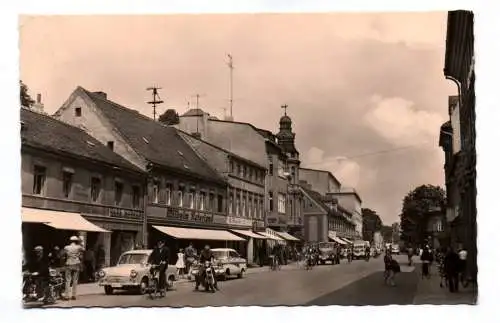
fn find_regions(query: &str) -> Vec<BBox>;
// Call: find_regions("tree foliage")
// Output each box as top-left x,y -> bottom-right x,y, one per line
399,184 -> 445,246
20,80 -> 35,108
362,208 -> 383,242
158,109 -> 180,125
380,225 -> 393,243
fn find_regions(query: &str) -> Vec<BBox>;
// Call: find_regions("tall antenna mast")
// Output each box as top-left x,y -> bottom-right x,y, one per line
146,86 -> 164,121
227,54 -> 234,119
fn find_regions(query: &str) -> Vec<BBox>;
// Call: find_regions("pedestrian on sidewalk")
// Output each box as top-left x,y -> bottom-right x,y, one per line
421,245 -> 433,279
63,236 -> 84,301
384,250 -> 397,286
444,246 -> 460,293
457,244 -> 468,287
176,248 -> 186,279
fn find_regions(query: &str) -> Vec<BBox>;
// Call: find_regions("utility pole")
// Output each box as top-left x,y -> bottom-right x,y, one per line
227,54 -> 234,119
146,86 -> 164,121
220,107 -> 227,119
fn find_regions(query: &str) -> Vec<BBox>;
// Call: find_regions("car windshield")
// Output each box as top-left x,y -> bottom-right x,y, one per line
212,251 -> 228,259
117,253 -> 148,265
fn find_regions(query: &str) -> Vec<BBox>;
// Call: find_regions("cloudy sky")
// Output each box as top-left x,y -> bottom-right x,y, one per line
19,13 -> 455,225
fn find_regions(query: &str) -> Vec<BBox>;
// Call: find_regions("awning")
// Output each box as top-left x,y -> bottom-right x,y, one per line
231,229 -> 266,239
153,226 -> 245,241
275,231 -> 300,241
21,207 -> 109,232
256,231 -> 285,241
328,232 -> 347,245
340,237 -> 353,244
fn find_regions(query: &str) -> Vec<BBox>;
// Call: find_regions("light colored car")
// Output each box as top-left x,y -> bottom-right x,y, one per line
391,244 -> 400,255
212,248 -> 247,280
97,249 -> 177,295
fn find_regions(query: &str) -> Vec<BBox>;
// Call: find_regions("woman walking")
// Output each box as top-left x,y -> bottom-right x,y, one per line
175,248 -> 186,279
384,250 -> 398,286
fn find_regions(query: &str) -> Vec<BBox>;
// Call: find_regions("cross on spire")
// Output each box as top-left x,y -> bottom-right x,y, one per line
281,104 -> 288,116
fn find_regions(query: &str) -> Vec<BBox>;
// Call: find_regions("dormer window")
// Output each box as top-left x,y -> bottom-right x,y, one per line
75,107 -> 82,117
107,141 -> 114,150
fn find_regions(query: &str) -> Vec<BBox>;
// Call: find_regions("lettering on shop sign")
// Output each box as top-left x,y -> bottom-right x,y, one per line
168,208 -> 190,222
226,216 -> 252,227
191,212 -> 213,224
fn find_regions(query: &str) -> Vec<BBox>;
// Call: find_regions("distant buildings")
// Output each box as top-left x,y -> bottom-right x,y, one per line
440,10 -> 476,279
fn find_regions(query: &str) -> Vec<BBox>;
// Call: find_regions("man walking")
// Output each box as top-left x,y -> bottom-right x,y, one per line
420,245 -> 433,279
457,244 -> 468,286
185,243 -> 196,274
444,246 -> 460,293
63,236 -> 84,301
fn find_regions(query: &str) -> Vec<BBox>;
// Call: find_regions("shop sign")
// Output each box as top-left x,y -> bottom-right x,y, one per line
253,220 -> 265,229
212,215 -> 227,225
226,216 -> 252,227
167,207 -> 213,224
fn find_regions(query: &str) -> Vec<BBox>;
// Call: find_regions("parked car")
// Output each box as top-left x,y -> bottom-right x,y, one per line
391,244 -> 400,255
97,249 -> 177,295
211,248 -> 247,280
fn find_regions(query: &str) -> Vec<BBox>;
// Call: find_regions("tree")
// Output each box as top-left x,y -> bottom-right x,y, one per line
20,80 -> 35,108
381,225 -> 393,243
158,109 -> 180,125
399,184 -> 445,246
362,208 -> 383,242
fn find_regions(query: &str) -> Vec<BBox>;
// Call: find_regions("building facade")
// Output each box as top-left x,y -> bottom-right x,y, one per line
176,108 -> 304,237
54,87 -> 233,260
442,10 -> 476,280
21,108 -> 145,267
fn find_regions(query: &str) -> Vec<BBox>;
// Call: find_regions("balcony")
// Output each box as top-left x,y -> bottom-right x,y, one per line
22,194 -> 144,220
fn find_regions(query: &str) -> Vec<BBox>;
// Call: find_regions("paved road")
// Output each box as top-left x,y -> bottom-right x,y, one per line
43,255 -> 417,307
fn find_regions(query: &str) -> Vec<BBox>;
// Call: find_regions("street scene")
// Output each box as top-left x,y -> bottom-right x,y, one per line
19,11 -> 477,307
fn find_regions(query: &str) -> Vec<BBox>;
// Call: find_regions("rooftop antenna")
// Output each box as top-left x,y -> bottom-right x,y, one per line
226,54 -> 234,120
146,86 -> 164,121
191,93 -> 206,133
220,107 -> 227,119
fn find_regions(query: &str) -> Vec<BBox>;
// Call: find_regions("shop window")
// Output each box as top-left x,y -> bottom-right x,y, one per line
62,171 -> 73,198
33,165 -> 46,195
90,177 -> 101,202
132,185 -> 141,208
114,181 -> 123,206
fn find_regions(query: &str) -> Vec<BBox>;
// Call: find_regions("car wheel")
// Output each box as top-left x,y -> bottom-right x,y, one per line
139,278 -> 148,295
237,269 -> 244,279
104,286 -> 113,295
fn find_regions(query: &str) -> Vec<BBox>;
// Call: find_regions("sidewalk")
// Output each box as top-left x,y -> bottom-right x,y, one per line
76,262 -> 300,296
412,263 -> 477,305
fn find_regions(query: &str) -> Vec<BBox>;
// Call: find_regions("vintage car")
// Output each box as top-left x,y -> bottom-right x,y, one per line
317,242 -> 337,265
97,249 -> 177,295
212,248 -> 247,280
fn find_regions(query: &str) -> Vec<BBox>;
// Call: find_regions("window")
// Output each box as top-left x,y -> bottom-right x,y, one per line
217,194 -> 223,213
209,193 -> 215,211
242,166 -> 247,178
33,165 -> 46,195
236,194 -> 241,216
229,193 -> 234,215
199,192 -> 206,211
278,160 -> 285,177
269,192 -> 274,212
237,164 -> 241,177
90,177 -> 101,202
177,190 -> 184,207
249,197 -> 254,218
165,183 -> 172,206
229,161 -> 234,173
269,161 -> 274,176
107,141 -> 114,150
152,181 -> 159,204
242,194 -> 246,217
188,190 -> 195,209
278,193 -> 286,214
132,185 -> 141,208
114,181 -> 124,206
62,171 -> 73,198
75,107 -> 82,117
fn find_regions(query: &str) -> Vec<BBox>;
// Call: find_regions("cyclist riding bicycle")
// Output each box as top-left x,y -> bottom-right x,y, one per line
195,245 -> 218,291
147,240 -> 170,296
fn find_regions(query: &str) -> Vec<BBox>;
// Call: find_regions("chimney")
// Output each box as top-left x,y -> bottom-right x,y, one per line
93,91 -> 107,100
31,93 -> 45,114
36,93 -> 41,103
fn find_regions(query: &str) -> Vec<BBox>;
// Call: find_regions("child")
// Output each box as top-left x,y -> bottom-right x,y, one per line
175,248 -> 186,279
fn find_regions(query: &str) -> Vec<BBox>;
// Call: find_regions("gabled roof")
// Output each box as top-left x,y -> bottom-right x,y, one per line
21,108 -> 142,173
300,186 -> 329,214
80,88 -> 225,184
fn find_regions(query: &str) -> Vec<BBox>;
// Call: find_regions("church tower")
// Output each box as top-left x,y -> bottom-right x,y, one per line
276,105 -> 303,235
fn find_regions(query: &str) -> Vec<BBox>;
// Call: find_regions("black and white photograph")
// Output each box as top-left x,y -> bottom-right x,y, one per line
16,9 -> 477,309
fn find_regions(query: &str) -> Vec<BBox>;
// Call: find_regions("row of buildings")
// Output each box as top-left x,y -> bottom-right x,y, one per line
438,10 -> 476,280
21,86 -> 363,266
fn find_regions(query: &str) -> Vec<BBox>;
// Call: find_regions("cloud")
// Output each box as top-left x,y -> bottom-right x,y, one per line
363,95 -> 445,146
302,147 -> 370,188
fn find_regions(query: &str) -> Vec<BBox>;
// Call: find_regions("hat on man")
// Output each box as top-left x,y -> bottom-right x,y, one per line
70,236 -> 80,242
34,246 -> 43,251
